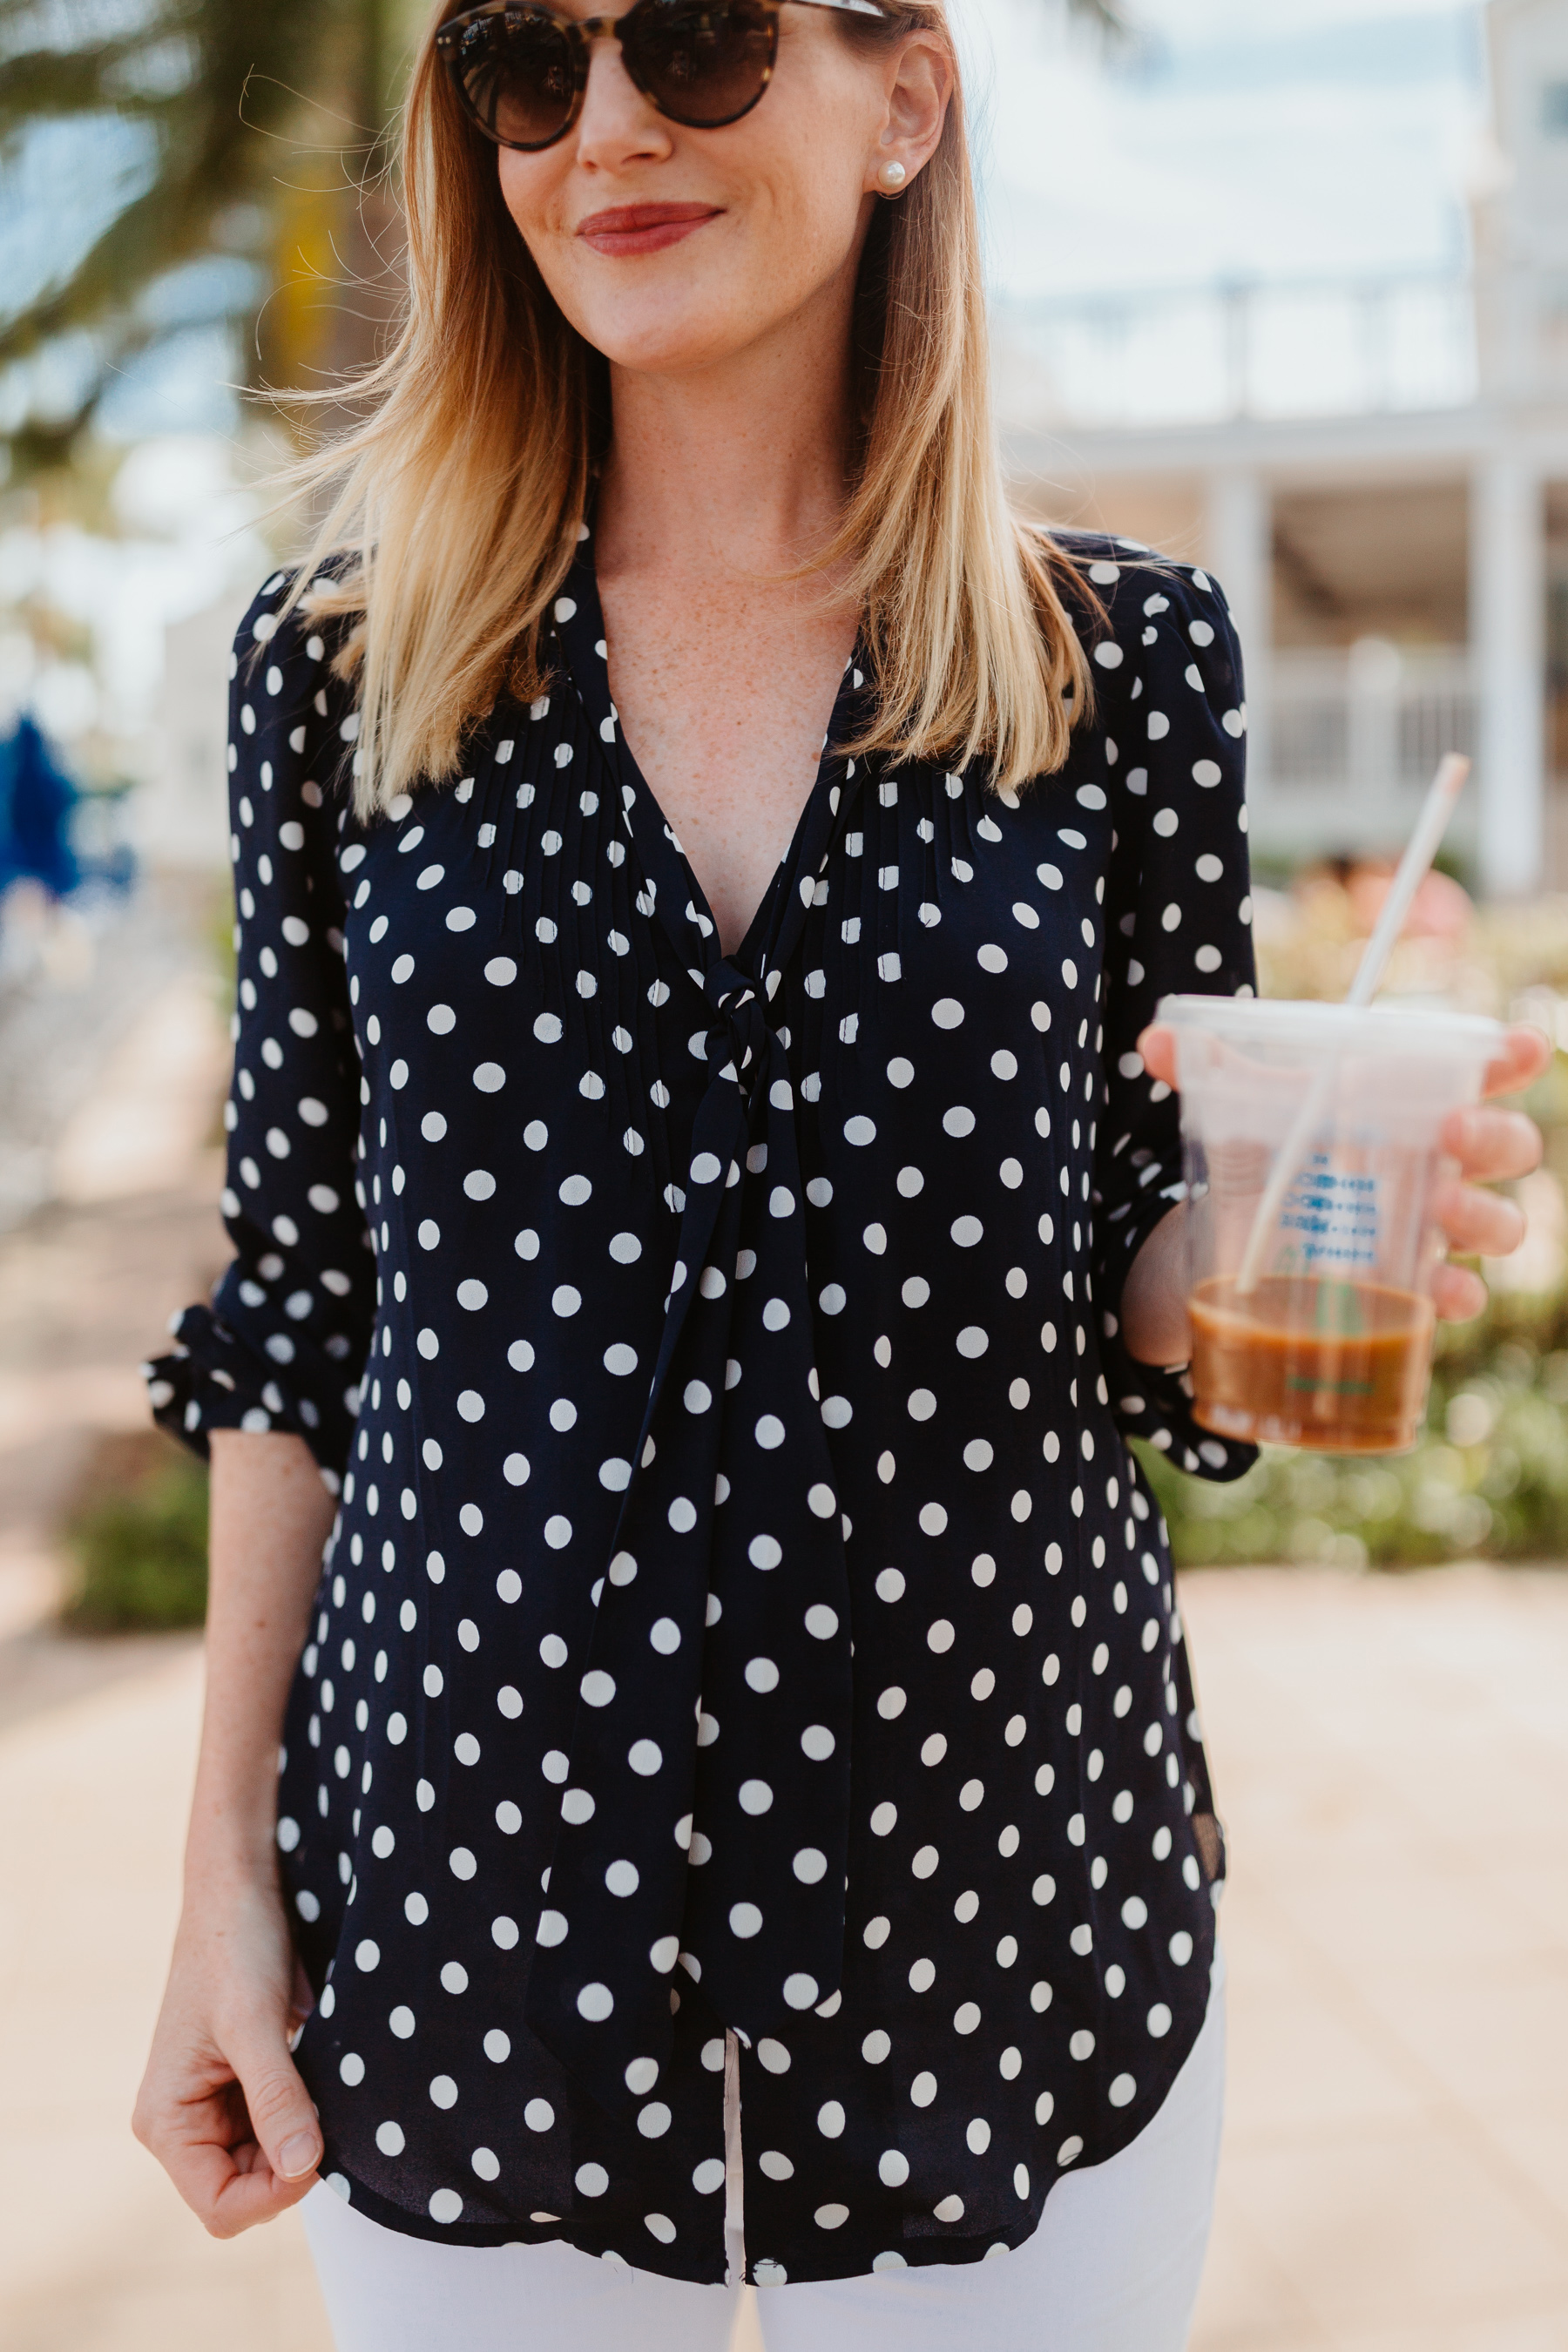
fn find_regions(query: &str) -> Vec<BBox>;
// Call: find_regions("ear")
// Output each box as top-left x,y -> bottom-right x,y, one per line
864,30 -> 952,196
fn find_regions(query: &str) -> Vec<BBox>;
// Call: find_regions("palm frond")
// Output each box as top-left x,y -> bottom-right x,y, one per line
0,0 -> 384,470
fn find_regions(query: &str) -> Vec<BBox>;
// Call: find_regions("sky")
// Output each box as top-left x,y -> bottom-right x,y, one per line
961,0 -> 1489,301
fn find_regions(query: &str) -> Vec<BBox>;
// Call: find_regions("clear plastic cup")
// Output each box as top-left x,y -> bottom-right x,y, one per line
1159,996 -> 1505,1454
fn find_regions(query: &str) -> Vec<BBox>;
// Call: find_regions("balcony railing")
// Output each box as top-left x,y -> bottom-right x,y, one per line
1267,645 -> 1477,796
1241,645 -> 1480,858
991,268 -> 1568,432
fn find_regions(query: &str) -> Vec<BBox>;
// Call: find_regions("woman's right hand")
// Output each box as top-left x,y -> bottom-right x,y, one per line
132,1866 -> 322,2235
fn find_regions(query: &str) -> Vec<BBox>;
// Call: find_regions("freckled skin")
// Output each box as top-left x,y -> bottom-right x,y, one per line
593,566 -> 857,956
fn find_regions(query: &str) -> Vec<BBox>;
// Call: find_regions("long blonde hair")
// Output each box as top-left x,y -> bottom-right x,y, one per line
283,0 -> 1093,821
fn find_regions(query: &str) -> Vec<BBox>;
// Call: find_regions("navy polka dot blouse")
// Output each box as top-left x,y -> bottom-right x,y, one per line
147,525 -> 1257,2285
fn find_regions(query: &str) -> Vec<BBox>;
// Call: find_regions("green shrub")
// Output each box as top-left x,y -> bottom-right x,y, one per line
63,1442 -> 209,1630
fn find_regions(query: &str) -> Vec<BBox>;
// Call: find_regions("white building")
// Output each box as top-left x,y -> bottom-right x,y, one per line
999,0 -> 1568,896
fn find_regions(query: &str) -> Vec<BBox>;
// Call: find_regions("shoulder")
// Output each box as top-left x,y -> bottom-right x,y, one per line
1042,529 -> 1247,752
226,570 -> 362,867
229,567 -> 361,794
233,564 -> 361,692
1044,530 -> 1238,655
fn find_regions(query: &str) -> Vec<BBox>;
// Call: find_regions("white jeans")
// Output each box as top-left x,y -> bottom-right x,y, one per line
305,1954 -> 1226,2352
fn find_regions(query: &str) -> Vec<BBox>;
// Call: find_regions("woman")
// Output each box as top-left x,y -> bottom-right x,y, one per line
134,0 -> 1547,2344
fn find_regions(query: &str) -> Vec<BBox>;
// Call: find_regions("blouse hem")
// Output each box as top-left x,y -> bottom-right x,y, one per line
299,1905 -> 1218,2291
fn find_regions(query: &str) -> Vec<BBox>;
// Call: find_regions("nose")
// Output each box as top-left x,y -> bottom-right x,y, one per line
571,20 -> 674,169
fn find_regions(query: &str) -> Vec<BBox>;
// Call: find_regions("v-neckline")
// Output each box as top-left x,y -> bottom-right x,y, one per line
548,525 -> 872,980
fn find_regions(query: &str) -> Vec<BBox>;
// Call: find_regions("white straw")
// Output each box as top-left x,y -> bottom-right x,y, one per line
1342,754 -> 1470,1007
1233,754 -> 1470,1297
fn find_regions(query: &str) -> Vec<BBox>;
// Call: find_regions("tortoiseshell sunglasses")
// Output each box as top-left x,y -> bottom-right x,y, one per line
436,0 -> 889,151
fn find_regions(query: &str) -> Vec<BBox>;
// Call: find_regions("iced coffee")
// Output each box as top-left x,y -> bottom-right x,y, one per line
1161,997 -> 1503,1457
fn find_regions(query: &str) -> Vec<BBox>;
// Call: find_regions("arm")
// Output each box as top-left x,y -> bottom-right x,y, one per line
1119,1193 -> 1191,1369
145,580 -> 374,1482
1087,557 -> 1258,1479
137,579 -> 375,2230
132,1431 -> 336,2233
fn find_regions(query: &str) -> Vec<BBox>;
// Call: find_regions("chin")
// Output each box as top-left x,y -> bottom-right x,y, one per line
572,299 -> 761,377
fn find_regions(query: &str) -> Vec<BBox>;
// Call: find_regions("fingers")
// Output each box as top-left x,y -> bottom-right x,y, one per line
1432,1260 -> 1490,1323
1481,1024 -> 1551,1100
139,2078 -> 311,2240
134,2013 -> 321,2238
224,2016 -> 323,2190
1429,1176 -> 1528,1260
1440,1104 -> 1544,1184
1135,1024 -> 1177,1088
1431,1149 -> 1534,1325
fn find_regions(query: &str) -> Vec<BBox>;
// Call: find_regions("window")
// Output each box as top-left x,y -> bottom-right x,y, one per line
1544,78 -> 1568,137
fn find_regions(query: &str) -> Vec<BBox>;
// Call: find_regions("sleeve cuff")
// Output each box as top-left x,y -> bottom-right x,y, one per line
145,1304 -> 347,1492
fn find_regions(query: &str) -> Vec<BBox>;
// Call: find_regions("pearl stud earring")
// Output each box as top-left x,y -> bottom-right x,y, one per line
876,159 -> 908,193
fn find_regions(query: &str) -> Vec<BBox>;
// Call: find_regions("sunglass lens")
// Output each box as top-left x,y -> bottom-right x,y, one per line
626,0 -> 776,127
450,10 -> 578,147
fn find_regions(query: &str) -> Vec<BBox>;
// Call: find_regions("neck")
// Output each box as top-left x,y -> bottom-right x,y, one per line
595,293 -> 859,585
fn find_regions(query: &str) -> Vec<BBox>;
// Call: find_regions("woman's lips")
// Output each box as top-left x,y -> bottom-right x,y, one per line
576,202 -> 720,256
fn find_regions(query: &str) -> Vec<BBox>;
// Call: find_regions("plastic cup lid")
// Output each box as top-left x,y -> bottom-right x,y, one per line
1157,994 -> 1504,1060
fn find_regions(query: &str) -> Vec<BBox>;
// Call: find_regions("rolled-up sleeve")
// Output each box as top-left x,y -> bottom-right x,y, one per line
1090,558 -> 1259,1484
144,578 -> 373,1489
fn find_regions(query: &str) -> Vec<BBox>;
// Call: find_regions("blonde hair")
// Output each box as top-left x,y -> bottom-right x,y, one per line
281,0 -> 1093,821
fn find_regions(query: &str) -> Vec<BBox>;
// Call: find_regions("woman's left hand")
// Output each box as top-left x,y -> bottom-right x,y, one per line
1123,1021 -> 1553,1364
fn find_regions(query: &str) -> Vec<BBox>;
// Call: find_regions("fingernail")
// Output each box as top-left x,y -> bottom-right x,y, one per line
277,2131 -> 321,2180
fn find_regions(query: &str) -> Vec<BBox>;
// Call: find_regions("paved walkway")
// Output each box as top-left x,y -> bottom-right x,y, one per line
1185,1565 -> 1568,2352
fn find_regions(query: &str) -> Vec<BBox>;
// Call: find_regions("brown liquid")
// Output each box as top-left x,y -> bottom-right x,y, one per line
1189,1275 -> 1436,1455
